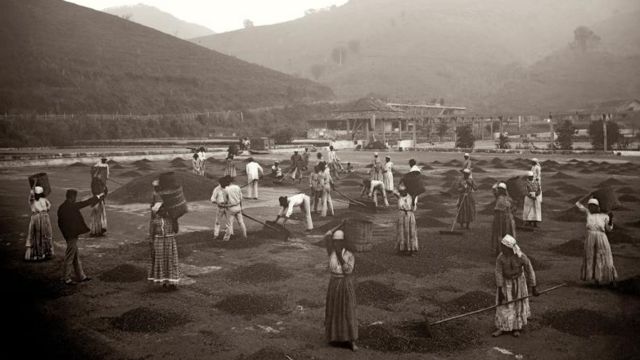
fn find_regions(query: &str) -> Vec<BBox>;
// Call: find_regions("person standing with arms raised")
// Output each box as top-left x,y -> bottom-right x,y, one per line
58,189 -> 103,285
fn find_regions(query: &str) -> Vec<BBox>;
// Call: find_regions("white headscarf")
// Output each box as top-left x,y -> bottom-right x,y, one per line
501,234 -> 523,258
34,186 -> 44,194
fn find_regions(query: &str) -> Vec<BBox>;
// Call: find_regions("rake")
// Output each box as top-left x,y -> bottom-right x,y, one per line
421,283 -> 567,335
439,193 -> 466,236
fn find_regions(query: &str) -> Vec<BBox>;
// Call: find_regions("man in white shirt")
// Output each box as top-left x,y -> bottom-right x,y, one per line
327,145 -> 342,179
223,176 -> 247,241
245,157 -> 264,199
210,176 -> 229,239
361,179 -> 389,207
275,193 -> 313,231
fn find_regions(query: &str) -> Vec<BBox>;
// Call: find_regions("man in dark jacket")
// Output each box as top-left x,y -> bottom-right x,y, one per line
58,189 -> 103,285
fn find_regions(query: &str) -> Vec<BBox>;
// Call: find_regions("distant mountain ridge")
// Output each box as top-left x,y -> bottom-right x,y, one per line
104,3 -> 215,39
0,0 -> 332,114
193,0 -> 640,113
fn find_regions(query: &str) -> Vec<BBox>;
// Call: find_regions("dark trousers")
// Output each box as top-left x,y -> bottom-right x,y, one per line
63,237 -> 86,281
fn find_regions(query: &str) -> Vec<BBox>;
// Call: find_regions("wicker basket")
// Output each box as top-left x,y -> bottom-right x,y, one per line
158,186 -> 188,219
591,186 -> 620,212
345,218 -> 373,252
28,173 -> 51,196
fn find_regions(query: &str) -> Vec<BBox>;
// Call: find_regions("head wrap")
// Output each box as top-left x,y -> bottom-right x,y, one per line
34,186 -> 44,194
498,182 -> 507,190
333,230 -> 344,240
532,158 -> 539,164
152,180 -> 159,187
588,198 -> 600,206
464,153 -> 470,157
462,168 -> 471,174
374,152 -> 379,157
501,234 -> 523,258
527,171 -> 534,177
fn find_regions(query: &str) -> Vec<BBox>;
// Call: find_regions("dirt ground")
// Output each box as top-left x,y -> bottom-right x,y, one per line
1,150 -> 640,360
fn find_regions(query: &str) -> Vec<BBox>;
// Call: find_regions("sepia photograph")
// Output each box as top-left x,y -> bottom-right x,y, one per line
1,0 -> 639,359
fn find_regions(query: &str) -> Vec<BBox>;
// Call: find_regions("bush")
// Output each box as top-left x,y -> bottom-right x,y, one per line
588,120 -> 621,150
455,124 -> 474,148
272,128 -> 295,145
555,120 -> 575,149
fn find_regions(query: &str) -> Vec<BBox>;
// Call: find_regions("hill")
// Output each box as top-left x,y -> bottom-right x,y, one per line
103,4 -> 215,40
487,49 -> 640,114
0,0 -> 332,114
193,0 -> 640,110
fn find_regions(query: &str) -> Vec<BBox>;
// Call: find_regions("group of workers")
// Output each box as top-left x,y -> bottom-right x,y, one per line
22,149 -> 620,350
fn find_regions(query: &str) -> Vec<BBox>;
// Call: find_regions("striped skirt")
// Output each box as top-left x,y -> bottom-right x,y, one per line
495,272 -> 531,331
148,232 -> 180,284
396,211 -> 418,252
581,230 -> 617,285
25,212 -> 54,261
325,275 -> 358,342
89,201 -> 107,235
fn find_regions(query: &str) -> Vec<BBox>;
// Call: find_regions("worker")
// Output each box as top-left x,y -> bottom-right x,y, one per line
493,234 -> 539,338
530,158 -> 542,202
382,155 -> 394,192
523,171 -> 541,227
575,198 -> 617,287
275,194 -> 313,231
245,157 -> 264,200
324,229 -> 358,352
456,168 -> 477,229
210,176 -> 229,240
369,152 -> 383,181
318,162 -> 335,217
361,179 -> 389,207
394,184 -> 418,255
491,182 -> 516,255
223,176 -> 247,241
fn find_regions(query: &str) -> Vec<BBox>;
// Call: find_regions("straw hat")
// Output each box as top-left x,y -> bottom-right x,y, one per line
588,198 -> 600,206
333,230 -> 345,240
527,171 -> 534,177
498,182 -> 507,190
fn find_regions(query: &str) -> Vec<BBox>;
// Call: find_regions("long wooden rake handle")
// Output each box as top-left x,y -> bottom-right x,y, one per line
427,283 -> 567,326
334,188 -> 368,207
449,192 -> 467,232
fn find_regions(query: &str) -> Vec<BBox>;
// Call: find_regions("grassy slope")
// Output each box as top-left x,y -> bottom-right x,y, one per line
0,0 -> 332,114
103,4 -> 216,39
193,0 -> 640,112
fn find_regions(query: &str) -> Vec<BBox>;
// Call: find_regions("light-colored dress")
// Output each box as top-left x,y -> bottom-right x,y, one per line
89,199 -> 107,236
396,194 -> 418,252
383,161 -> 394,192
531,164 -> 542,202
523,180 -> 542,222
495,253 -> 536,332
325,249 -> 357,343
576,203 -> 617,284
25,196 -> 54,261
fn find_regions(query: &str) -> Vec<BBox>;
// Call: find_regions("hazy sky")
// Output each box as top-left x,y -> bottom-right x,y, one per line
65,0 -> 349,33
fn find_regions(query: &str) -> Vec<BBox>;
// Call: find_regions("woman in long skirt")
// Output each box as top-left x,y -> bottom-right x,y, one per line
325,230 -> 358,351
575,198 -> 617,286
523,171 -> 542,227
530,158 -> 542,202
148,202 -> 180,289
491,182 -> 516,255
456,169 -> 477,229
89,198 -> 107,237
395,184 -> 418,255
493,234 -> 539,337
25,186 -> 54,261
224,154 -> 237,179
382,156 -> 394,192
